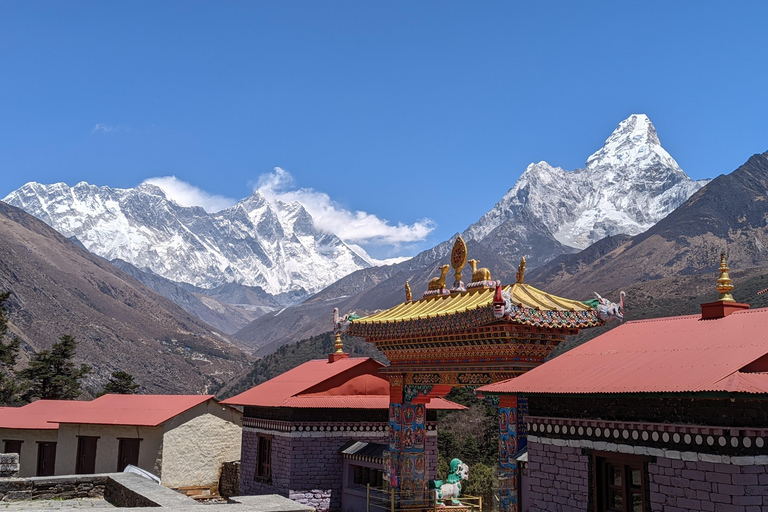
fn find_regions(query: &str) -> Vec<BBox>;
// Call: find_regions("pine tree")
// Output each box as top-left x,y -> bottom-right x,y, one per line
100,371 -> 140,395
0,291 -> 22,405
18,334 -> 92,401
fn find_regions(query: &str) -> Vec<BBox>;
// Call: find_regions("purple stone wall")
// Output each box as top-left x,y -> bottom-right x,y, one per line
241,428 -> 389,512
526,438 -> 768,512
649,458 -> 768,511
287,433 -> 387,512
526,441 -> 589,512
240,430 -> 293,497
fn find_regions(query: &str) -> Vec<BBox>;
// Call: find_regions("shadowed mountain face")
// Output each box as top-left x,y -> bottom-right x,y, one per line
0,201 -> 251,395
527,151 -> 768,298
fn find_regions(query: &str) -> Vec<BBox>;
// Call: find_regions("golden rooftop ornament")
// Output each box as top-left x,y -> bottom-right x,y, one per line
405,281 -> 412,302
516,256 -> 526,284
451,236 -> 468,284
716,253 -> 735,302
333,332 -> 345,354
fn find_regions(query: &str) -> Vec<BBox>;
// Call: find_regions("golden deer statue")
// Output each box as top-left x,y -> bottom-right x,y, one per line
468,259 -> 491,283
428,264 -> 451,291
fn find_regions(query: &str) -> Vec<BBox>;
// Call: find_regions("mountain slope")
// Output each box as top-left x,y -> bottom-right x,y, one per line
3,182 -> 371,297
527,151 -> 768,298
109,259 -> 264,334
0,201 -> 250,394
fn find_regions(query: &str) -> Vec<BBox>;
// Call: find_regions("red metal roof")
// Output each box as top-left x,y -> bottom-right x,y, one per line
478,307 -> 768,396
222,357 -> 465,410
47,394 -> 216,427
0,400 -> 94,430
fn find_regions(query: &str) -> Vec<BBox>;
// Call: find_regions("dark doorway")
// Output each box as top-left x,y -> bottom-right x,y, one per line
117,438 -> 141,471
36,442 -> 56,476
76,436 -> 99,474
3,439 -> 22,455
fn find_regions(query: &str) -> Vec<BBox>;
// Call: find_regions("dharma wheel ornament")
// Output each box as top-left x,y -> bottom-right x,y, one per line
450,236 -> 467,292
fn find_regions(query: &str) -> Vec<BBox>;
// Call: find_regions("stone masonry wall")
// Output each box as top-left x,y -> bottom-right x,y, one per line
526,441 -> 589,512
526,438 -> 768,512
288,433 -> 387,512
240,429 -> 292,497
0,475 -> 107,502
0,453 -> 19,478
649,457 -> 768,511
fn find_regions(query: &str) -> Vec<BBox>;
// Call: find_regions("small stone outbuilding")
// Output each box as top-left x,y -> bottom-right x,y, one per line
1,394 -> 242,490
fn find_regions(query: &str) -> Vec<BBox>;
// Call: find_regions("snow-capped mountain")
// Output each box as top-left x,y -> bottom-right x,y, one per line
464,114 -> 708,252
3,182 -> 372,295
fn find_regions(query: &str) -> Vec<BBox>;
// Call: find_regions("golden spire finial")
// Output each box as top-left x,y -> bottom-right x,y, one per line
716,253 -> 735,302
516,256 -> 526,284
405,281 -> 412,302
334,332 -> 344,354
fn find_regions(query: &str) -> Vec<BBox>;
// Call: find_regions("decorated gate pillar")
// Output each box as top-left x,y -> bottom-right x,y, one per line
498,395 -> 528,512
386,374 -> 429,500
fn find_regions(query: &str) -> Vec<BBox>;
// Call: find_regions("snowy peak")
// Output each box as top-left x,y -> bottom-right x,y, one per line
462,114 -> 708,256
3,182 -> 373,296
586,113 -> 681,175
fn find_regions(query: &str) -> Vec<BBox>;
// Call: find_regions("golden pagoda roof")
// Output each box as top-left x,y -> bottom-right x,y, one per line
346,283 -> 601,340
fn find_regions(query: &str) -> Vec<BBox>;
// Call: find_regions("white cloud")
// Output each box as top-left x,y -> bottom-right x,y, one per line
256,167 -> 435,245
92,123 -> 118,133
142,176 -> 236,213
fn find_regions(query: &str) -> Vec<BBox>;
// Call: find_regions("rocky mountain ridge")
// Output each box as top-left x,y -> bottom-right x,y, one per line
4,182 -> 372,298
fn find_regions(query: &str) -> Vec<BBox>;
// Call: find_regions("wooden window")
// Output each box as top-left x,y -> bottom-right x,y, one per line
76,436 -> 99,474
351,465 -> 384,488
3,440 -> 22,455
117,438 -> 141,472
593,453 -> 648,512
36,442 -> 56,477
255,435 -> 272,481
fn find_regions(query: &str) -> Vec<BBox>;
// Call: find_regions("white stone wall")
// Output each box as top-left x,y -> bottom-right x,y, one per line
161,401 -> 242,489
0,428 -> 58,477
54,423 -> 163,476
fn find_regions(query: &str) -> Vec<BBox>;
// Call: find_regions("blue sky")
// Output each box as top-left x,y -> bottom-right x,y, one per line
1,2 -> 767,259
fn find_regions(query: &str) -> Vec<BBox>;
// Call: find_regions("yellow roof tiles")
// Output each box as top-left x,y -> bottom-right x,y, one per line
353,284 -> 591,326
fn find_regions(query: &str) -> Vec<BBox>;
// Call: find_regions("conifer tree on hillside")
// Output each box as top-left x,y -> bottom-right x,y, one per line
100,371 -> 140,395
18,334 -> 92,401
0,291 -> 22,405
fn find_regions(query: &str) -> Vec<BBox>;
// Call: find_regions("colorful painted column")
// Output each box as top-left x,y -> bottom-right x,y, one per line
386,374 -> 404,490
400,401 -> 427,498
386,376 -> 429,506
498,395 -> 519,512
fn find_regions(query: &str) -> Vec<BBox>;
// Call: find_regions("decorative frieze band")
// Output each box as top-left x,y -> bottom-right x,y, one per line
242,418 -> 437,437
527,415 -> 768,457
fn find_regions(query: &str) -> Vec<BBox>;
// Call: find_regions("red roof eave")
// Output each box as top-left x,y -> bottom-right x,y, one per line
478,309 -> 768,397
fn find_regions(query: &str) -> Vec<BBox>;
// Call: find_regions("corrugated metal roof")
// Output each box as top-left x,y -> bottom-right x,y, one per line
340,440 -> 387,459
222,357 -> 383,407
48,394 -> 216,427
221,356 -> 465,410
478,308 -> 768,396
0,400 -> 93,430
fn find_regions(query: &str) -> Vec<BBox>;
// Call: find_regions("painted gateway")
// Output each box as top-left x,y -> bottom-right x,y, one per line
345,236 -> 620,511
